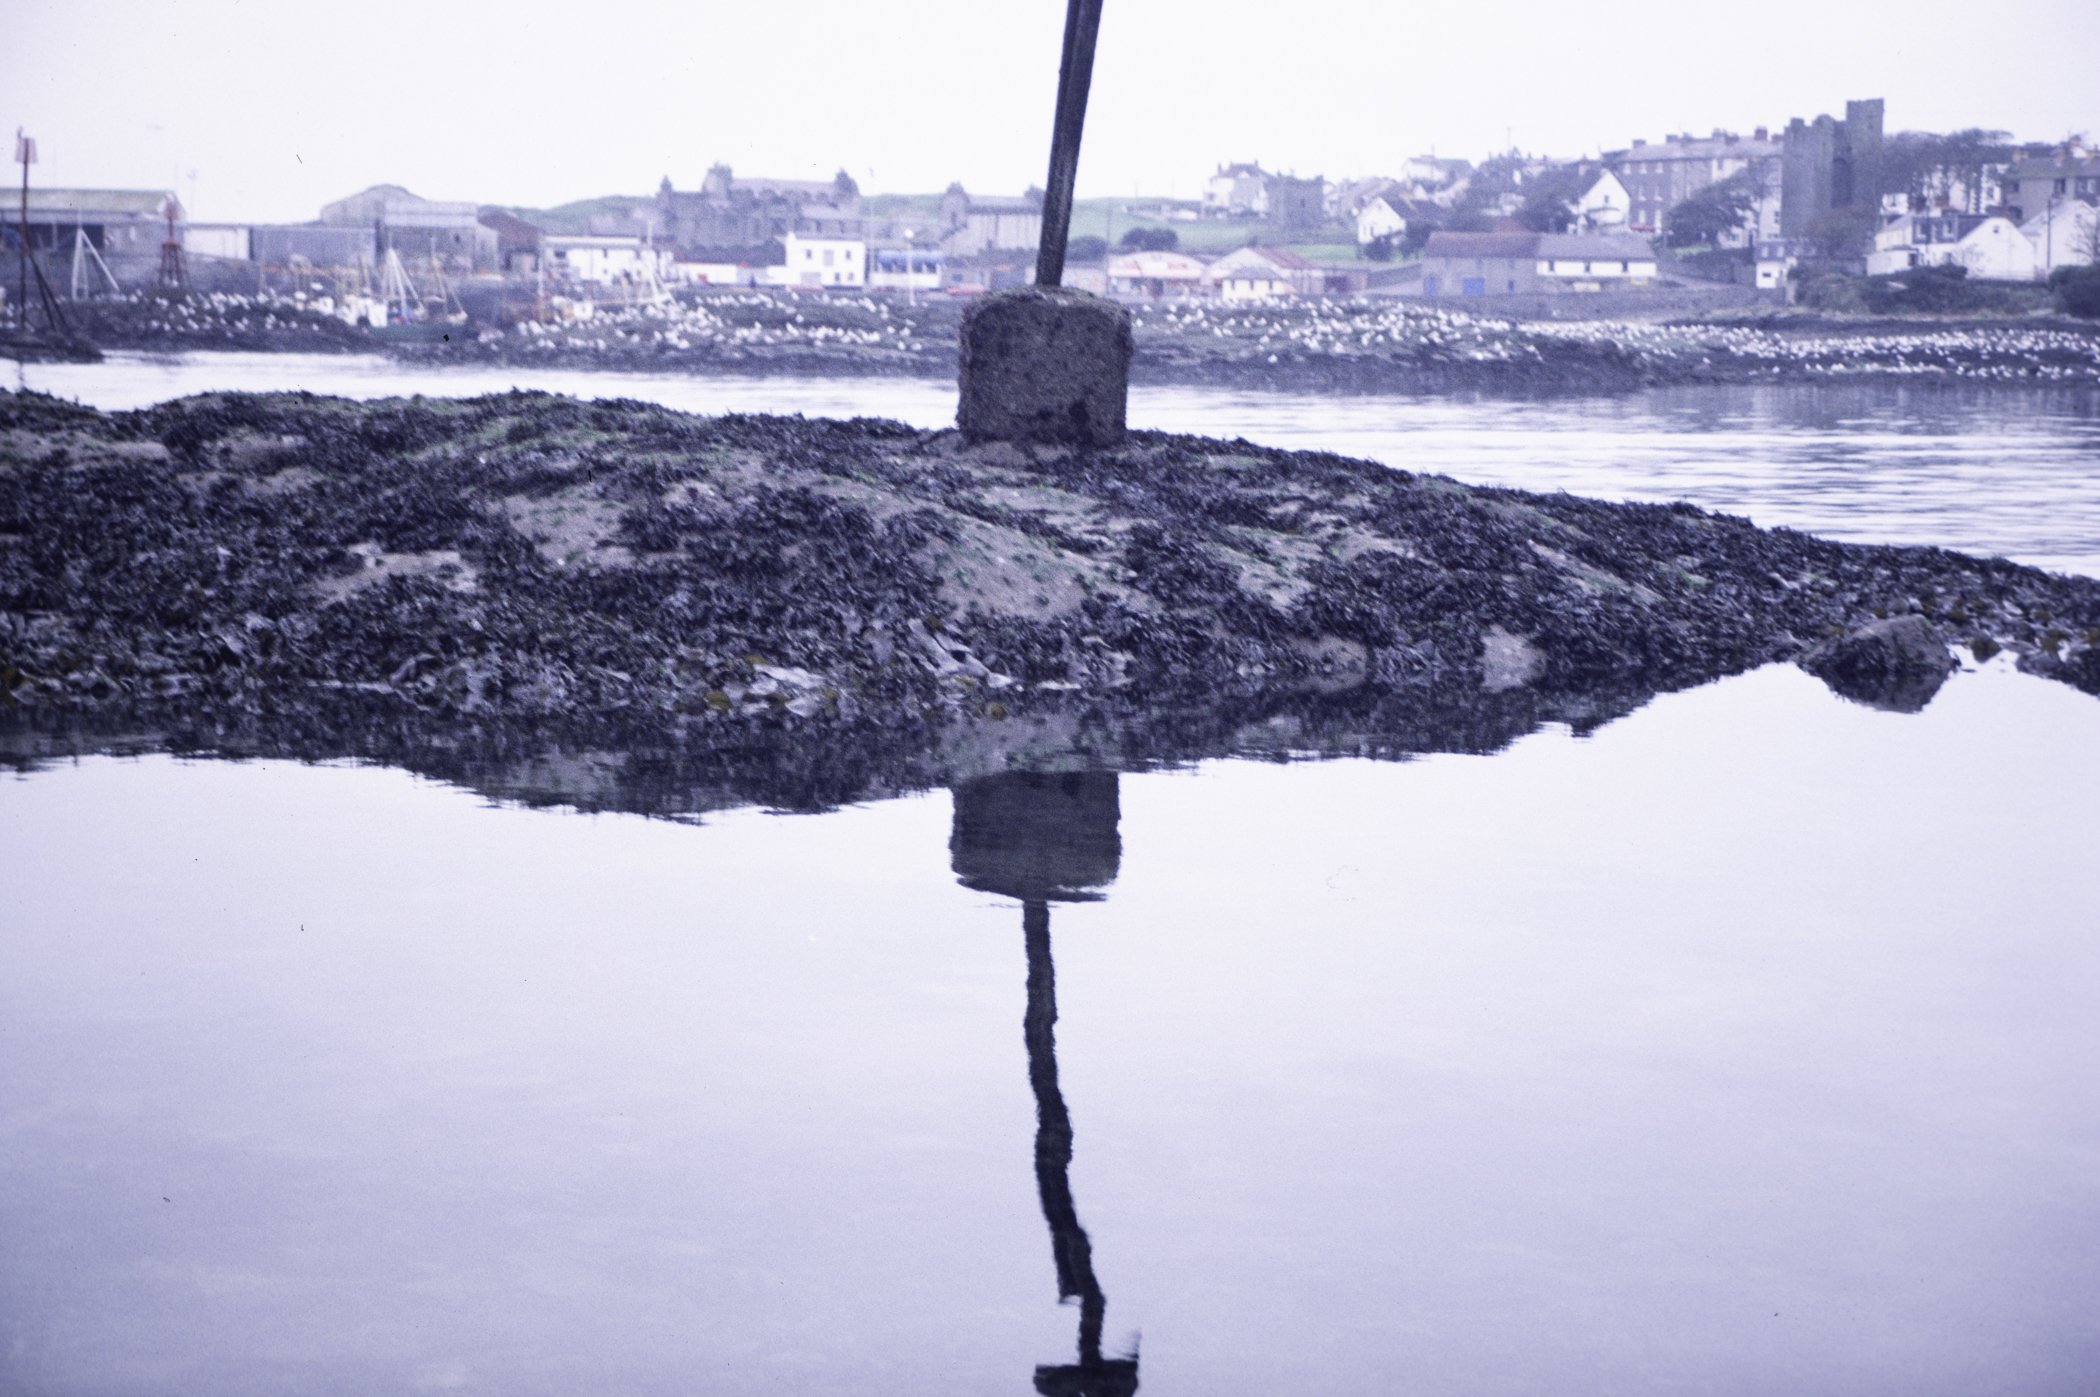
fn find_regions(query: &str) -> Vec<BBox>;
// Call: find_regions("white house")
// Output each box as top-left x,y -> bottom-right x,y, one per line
775,232 -> 865,288
1356,196 -> 1408,247
1868,213 -> 2038,281
1214,263 -> 1296,303
1575,172 -> 1631,233
671,260 -> 758,286
1951,218 -> 2041,281
2022,200 -> 2098,273
1203,163 -> 1269,216
544,235 -> 664,285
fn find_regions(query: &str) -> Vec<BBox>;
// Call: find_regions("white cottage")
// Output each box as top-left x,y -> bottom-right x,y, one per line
1575,172 -> 1631,232
543,235 -> 664,285
1356,196 -> 1408,247
1868,213 -> 2038,281
2022,201 -> 2098,274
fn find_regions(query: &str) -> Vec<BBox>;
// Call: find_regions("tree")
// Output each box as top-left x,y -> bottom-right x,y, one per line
1862,263 -> 1973,314
1117,226 -> 1178,252
1882,129 -> 2014,214
2055,264 -> 2100,319
1935,129 -> 2014,214
1066,235 -> 1109,262
1514,167 -> 1590,233
1664,171 -> 1761,248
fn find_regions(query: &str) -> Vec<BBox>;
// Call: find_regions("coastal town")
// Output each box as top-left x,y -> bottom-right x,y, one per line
8,93 -> 2099,349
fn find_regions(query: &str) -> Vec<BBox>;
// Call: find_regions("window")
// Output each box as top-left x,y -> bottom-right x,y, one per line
823,249 -> 835,267
1506,279 -> 1516,293
2056,178 -> 2069,194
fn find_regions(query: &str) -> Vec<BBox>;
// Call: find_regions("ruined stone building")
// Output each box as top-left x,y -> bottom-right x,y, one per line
655,167 -> 863,260
1780,100 -> 1884,237
1265,175 -> 1329,235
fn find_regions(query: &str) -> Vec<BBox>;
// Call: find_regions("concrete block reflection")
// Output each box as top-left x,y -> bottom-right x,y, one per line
951,771 -> 1139,1396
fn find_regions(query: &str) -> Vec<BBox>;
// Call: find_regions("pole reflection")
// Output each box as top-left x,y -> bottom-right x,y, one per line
951,771 -> 1140,1397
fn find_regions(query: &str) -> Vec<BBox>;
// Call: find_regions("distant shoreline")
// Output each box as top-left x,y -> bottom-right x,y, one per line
17,288 -> 2100,396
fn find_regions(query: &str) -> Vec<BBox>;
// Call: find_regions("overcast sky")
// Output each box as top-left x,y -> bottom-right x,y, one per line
6,0 -> 2095,223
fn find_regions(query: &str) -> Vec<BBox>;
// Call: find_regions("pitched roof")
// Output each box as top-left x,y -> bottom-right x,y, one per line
24,189 -> 176,218
732,177 -> 842,198
2008,157 -> 2100,178
1534,232 -> 1656,259
960,194 -> 1043,214
1422,232 -> 1539,258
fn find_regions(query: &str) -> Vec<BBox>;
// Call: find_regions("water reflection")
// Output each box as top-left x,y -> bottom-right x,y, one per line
952,772 -> 1140,1395
5,661 -> 2100,1392
2,674 -> 1669,821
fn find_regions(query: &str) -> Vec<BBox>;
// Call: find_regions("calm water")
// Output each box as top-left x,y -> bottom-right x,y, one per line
16,350 -> 2100,576
6,356 -> 2100,1394
5,660 -> 2098,1395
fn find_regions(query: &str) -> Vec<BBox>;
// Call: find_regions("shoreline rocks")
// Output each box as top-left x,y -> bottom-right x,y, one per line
35,288 -> 2100,396
3,385 -> 2096,812
1799,615 -> 1959,712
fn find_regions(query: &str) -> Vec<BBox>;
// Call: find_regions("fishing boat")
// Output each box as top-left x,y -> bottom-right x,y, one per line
365,246 -> 469,343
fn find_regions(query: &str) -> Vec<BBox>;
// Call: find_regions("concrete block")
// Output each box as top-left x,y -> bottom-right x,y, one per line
957,287 -> 1132,446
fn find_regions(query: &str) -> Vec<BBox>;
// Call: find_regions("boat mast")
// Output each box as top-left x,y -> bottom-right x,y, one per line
15,129 -> 33,328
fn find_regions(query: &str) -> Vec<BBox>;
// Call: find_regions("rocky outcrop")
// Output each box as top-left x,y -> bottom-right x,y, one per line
3,386 -> 2096,812
1798,615 -> 1958,712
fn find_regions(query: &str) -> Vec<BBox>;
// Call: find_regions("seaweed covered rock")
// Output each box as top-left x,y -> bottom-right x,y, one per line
1798,615 -> 1957,712
3,387 -> 2097,782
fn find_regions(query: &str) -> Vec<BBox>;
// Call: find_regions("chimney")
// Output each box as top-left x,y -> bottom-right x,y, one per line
1754,126 -> 1769,142
1632,138 -> 1646,148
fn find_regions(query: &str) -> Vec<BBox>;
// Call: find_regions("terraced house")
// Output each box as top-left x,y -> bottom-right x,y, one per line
1418,232 -> 1658,296
2002,150 -> 2100,225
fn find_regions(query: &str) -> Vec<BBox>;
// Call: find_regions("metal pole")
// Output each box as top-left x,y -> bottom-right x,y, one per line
18,134 -> 29,329
1034,0 -> 1105,289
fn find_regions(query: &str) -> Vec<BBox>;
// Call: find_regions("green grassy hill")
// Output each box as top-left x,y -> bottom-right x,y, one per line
483,195 -> 655,234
